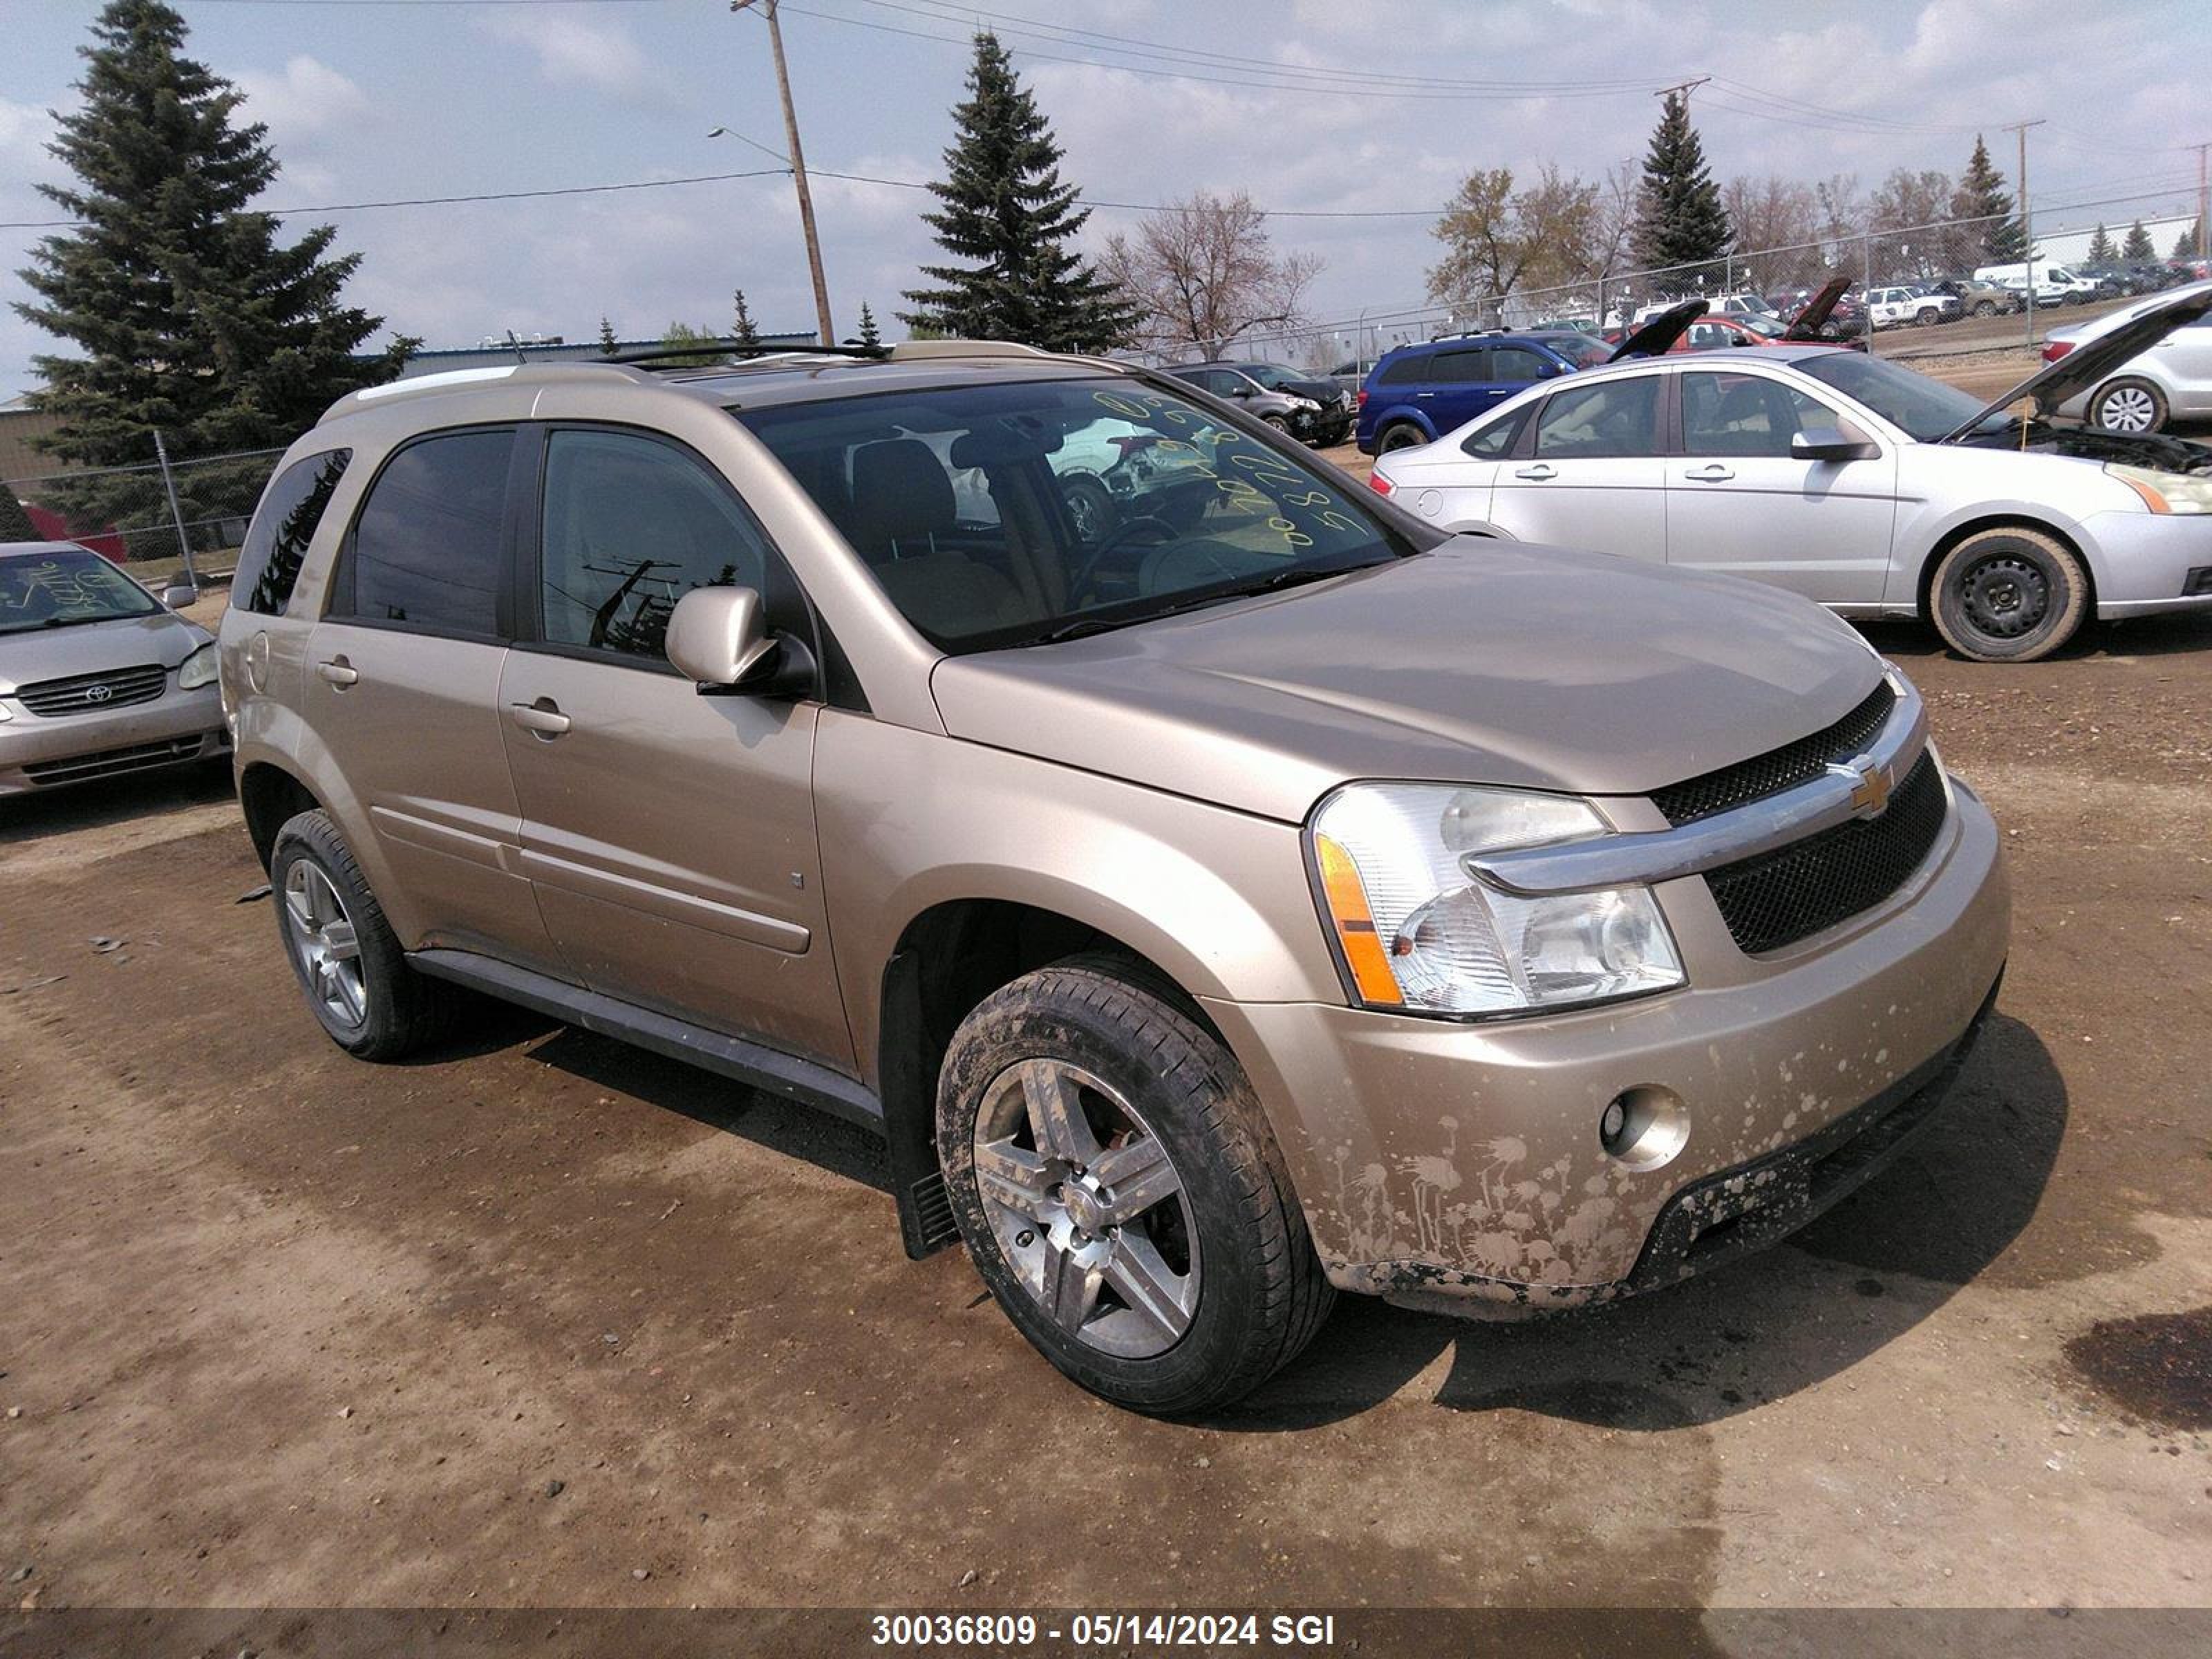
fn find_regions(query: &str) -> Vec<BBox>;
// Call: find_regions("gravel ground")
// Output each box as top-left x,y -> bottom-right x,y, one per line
3,364 -> 2210,1644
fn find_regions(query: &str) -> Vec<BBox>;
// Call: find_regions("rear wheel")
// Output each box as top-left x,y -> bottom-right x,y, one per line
2088,377 -> 2168,434
270,809 -> 458,1060
1930,526 -> 2089,663
1376,422 -> 1427,455
936,957 -> 1332,1415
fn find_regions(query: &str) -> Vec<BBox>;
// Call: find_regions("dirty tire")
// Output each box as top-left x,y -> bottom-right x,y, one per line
937,955 -> 1333,1415
270,808 -> 458,1061
1929,525 -> 2089,663
1262,413 -> 1293,435
1973,299 -> 1997,317
1376,422 -> 1427,455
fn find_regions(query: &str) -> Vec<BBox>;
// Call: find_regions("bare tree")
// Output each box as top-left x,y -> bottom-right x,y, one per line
1721,175 -> 1821,290
1427,164 -> 1599,324
1869,167 -> 1958,276
1101,191 -> 1322,359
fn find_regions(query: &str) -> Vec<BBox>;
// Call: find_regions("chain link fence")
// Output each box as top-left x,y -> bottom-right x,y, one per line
2,440 -> 285,590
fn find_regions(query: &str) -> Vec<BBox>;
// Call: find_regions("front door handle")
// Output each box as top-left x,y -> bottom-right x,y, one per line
316,657 -> 358,688
507,698 -> 572,738
1512,464 -> 1557,481
1683,463 -> 1736,481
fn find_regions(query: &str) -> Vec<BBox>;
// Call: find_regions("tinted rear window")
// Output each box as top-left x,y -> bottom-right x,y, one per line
234,449 -> 350,617
335,429 -> 513,635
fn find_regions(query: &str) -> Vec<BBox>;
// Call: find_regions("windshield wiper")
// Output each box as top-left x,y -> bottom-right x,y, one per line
1020,559 -> 1382,648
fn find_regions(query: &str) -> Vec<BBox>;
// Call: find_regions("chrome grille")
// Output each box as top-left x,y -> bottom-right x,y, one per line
15,662 -> 168,717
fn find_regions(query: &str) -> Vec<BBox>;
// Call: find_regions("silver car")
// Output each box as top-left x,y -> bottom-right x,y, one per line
0,541 -> 227,794
2045,279 -> 2212,433
1371,291 -> 2212,661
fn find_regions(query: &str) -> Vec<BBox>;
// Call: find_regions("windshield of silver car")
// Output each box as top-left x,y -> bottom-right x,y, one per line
1795,352 -> 1994,441
0,547 -> 163,635
738,377 -> 1427,651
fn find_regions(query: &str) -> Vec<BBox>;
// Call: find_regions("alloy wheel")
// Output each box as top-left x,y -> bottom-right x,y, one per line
971,1058 -> 1199,1359
283,859 -> 368,1030
2095,385 -> 2159,432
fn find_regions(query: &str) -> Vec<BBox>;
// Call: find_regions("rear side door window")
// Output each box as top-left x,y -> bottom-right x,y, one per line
235,449 -> 351,617
1534,378 -> 1662,459
331,428 -> 515,636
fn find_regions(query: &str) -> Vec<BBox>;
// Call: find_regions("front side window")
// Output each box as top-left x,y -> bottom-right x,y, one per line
1681,373 -> 1844,458
235,448 -> 350,617
738,376 -> 1430,652
537,429 -> 791,662
337,429 -> 513,634
1427,348 -> 1490,384
1534,377 -> 1661,458
0,546 -> 160,635
1488,347 -> 1550,383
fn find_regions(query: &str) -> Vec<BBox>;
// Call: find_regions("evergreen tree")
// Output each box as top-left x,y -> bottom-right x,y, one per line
2121,221 -> 2155,262
1953,136 -> 2025,261
2177,220 -> 2204,259
598,316 -> 618,355
0,488 -> 39,544
2086,224 -> 2115,263
900,32 -> 1136,351
856,301 -> 881,349
1632,92 -> 1731,292
731,288 -> 760,347
15,1 -> 411,542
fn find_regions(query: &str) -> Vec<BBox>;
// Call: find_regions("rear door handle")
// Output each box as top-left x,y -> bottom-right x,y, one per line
507,698 -> 572,738
316,657 -> 358,688
1683,463 -> 1735,481
1512,464 -> 1556,481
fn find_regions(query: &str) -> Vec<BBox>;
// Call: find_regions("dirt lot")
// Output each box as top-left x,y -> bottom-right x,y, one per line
5,388 -> 2212,1642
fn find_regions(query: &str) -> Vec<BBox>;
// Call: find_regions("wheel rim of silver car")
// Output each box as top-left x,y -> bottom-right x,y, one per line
2097,386 -> 2157,431
972,1058 -> 1199,1359
1958,554 -> 2050,639
283,861 -> 368,1031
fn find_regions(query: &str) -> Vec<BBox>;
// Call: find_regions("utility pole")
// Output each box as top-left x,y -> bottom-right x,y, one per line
2003,118 -> 2046,349
2197,141 -> 2209,265
732,0 -> 835,347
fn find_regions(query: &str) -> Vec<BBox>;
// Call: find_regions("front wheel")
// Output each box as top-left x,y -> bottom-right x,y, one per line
937,957 -> 1333,1415
1974,300 -> 1997,317
1915,308 -> 1938,327
1929,527 -> 2090,663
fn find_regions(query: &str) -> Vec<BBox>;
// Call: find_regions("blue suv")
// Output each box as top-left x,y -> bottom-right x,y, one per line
1356,331 -> 1611,454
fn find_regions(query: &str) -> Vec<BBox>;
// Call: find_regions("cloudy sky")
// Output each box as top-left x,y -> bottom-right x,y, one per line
2,0 -> 2204,401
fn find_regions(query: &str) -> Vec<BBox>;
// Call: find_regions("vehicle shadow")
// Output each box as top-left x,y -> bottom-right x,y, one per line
1862,610 -> 2212,662
1208,1011 -> 2065,1432
0,758 -> 234,847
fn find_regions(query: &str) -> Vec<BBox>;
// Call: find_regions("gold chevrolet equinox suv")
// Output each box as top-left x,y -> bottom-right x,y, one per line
220,340 -> 2010,1414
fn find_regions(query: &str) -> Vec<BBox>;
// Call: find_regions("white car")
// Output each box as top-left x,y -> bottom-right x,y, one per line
1367,292 -> 2212,662
2043,279 -> 2212,433
1867,286 -> 1959,329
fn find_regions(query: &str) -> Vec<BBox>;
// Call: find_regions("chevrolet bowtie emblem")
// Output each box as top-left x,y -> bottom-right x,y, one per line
1837,757 -> 1894,818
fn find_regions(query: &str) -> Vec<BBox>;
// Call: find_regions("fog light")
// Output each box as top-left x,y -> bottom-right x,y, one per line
1599,1085 -> 1690,1171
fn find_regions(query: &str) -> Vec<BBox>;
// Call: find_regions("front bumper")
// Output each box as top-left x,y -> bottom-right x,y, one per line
0,681 -> 227,795
2080,509 -> 2212,617
1202,774 -> 2009,1313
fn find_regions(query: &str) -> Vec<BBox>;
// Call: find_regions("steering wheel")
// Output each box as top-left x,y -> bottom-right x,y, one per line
1067,514 -> 1179,599
1136,538 -> 1248,595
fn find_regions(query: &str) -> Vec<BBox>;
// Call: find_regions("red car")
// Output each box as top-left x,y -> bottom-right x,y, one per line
1605,277 -> 1868,357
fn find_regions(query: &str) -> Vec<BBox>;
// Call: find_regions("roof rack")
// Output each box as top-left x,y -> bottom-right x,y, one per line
608,339 -> 887,366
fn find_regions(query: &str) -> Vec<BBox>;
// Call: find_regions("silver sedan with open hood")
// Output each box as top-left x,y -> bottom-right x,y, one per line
1374,289 -> 2212,661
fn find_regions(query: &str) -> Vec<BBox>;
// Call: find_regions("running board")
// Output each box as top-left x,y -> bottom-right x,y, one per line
409,948 -> 885,1134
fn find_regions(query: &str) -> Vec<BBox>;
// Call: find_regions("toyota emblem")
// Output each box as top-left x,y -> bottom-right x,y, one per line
84,683 -> 113,703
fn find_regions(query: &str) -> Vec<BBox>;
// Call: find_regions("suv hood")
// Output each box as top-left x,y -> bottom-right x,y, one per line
930,543 -> 1884,824
0,610 -> 204,694
1938,285 -> 2212,442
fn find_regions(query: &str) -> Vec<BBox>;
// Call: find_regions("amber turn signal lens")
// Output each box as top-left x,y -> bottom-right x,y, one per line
1314,832 -> 1404,1006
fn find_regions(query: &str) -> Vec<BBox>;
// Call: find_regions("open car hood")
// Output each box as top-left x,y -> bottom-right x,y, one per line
1784,274 -> 1852,339
1937,286 -> 2212,443
1608,299 -> 1707,362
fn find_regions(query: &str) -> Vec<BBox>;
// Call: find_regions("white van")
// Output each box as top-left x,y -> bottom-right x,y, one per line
1975,261 -> 2104,305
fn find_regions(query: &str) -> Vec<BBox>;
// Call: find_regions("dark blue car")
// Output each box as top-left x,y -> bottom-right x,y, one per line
1356,331 -> 1612,454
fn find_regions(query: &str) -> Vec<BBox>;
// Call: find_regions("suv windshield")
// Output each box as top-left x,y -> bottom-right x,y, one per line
1794,352 -> 1992,441
0,546 -> 162,636
738,376 -> 1426,652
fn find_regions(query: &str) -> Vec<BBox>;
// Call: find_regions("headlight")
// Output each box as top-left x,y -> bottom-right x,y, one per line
177,643 -> 217,688
2108,462 -> 2212,514
1293,396 -> 1321,412
0,699 -> 12,723
1309,783 -> 1684,1018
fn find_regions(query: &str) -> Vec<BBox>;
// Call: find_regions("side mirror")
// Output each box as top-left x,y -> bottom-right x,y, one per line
666,585 -> 778,690
162,582 -> 196,610
1791,427 -> 1878,463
